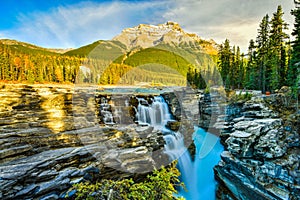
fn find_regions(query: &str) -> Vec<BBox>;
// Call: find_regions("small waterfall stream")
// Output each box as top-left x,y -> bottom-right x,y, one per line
136,96 -> 173,129
99,98 -> 114,124
99,94 -> 223,199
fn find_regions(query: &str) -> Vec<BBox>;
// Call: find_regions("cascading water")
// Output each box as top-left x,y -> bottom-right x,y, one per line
99,98 -> 114,124
136,96 -> 173,129
135,96 -> 186,162
163,131 -> 186,160
99,94 -> 223,200
135,95 -> 224,200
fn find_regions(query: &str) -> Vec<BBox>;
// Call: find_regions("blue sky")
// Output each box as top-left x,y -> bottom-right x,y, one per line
0,0 -> 295,51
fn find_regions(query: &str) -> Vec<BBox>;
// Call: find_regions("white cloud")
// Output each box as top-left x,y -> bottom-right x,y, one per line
5,1 -> 170,48
0,0 -> 296,52
163,0 -> 295,52
0,32 -> 5,39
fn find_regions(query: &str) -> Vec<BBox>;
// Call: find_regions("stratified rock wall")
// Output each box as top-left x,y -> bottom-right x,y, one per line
207,95 -> 300,200
0,84 -> 166,199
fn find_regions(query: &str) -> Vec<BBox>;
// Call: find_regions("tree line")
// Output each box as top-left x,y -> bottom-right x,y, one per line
0,43 -> 192,86
0,3 -> 299,90
0,42 -> 82,83
190,3 -> 300,94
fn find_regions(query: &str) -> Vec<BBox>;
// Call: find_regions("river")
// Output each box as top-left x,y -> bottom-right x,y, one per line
177,127 -> 223,199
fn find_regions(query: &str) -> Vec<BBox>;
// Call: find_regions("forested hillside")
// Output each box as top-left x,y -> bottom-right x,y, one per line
0,3 -> 299,90
75,46 -> 198,86
188,5 -> 299,94
0,40 -> 82,83
0,38 -> 217,86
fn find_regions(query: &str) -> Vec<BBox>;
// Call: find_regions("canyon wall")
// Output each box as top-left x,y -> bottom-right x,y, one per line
199,91 -> 300,199
0,84 -> 169,199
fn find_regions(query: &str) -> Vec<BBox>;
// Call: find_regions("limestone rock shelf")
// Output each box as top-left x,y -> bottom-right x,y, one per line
0,84 -> 166,199
201,93 -> 300,200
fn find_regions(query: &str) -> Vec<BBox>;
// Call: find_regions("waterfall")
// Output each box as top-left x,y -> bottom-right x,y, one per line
98,94 -> 223,199
99,98 -> 114,124
163,131 -> 186,160
136,96 -> 173,129
135,96 -> 200,198
135,96 -> 186,159
134,96 -> 224,200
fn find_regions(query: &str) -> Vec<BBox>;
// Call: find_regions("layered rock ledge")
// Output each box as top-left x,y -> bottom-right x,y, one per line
208,94 -> 300,199
0,84 -> 169,199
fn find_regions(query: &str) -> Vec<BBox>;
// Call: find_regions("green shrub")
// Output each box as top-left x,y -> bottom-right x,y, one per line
228,91 -> 253,104
67,161 -> 185,200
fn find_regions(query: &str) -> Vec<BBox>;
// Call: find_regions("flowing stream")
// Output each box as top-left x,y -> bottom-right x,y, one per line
101,94 -> 223,199
177,128 -> 223,199
134,95 -> 224,199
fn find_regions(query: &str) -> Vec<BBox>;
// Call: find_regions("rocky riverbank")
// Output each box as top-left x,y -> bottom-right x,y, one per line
0,84 -> 171,199
201,90 -> 300,199
5,83 -> 298,199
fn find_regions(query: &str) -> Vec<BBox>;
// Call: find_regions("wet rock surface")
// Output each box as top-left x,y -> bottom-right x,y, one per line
209,95 -> 300,200
198,88 -> 228,136
0,84 -> 167,199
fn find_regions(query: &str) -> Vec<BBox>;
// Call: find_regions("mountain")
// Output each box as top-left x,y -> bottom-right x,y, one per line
112,21 -> 218,55
64,40 -> 127,60
64,22 -> 218,58
0,22 -> 219,86
65,22 -> 218,85
64,40 -> 103,57
0,39 -> 70,54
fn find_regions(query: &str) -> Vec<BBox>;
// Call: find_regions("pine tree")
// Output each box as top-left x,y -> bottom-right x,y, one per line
288,0 -> 300,91
235,46 -> 243,88
218,39 -> 232,88
230,45 -> 237,88
245,39 -> 257,89
238,51 -> 245,88
256,14 -> 270,93
269,5 -> 289,90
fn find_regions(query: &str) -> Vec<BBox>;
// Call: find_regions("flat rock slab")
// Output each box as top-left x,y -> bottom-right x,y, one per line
0,146 -> 96,199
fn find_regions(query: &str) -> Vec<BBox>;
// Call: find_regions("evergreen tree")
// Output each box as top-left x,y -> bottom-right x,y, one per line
235,46 -> 244,88
288,0 -> 300,90
238,52 -> 245,88
269,5 -> 289,90
245,39 -> 257,89
218,39 -> 232,88
256,14 -> 270,92
230,45 -> 237,88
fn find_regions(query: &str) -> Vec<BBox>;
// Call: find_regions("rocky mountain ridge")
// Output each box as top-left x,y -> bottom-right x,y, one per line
113,21 -> 217,54
1,22 -> 218,57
